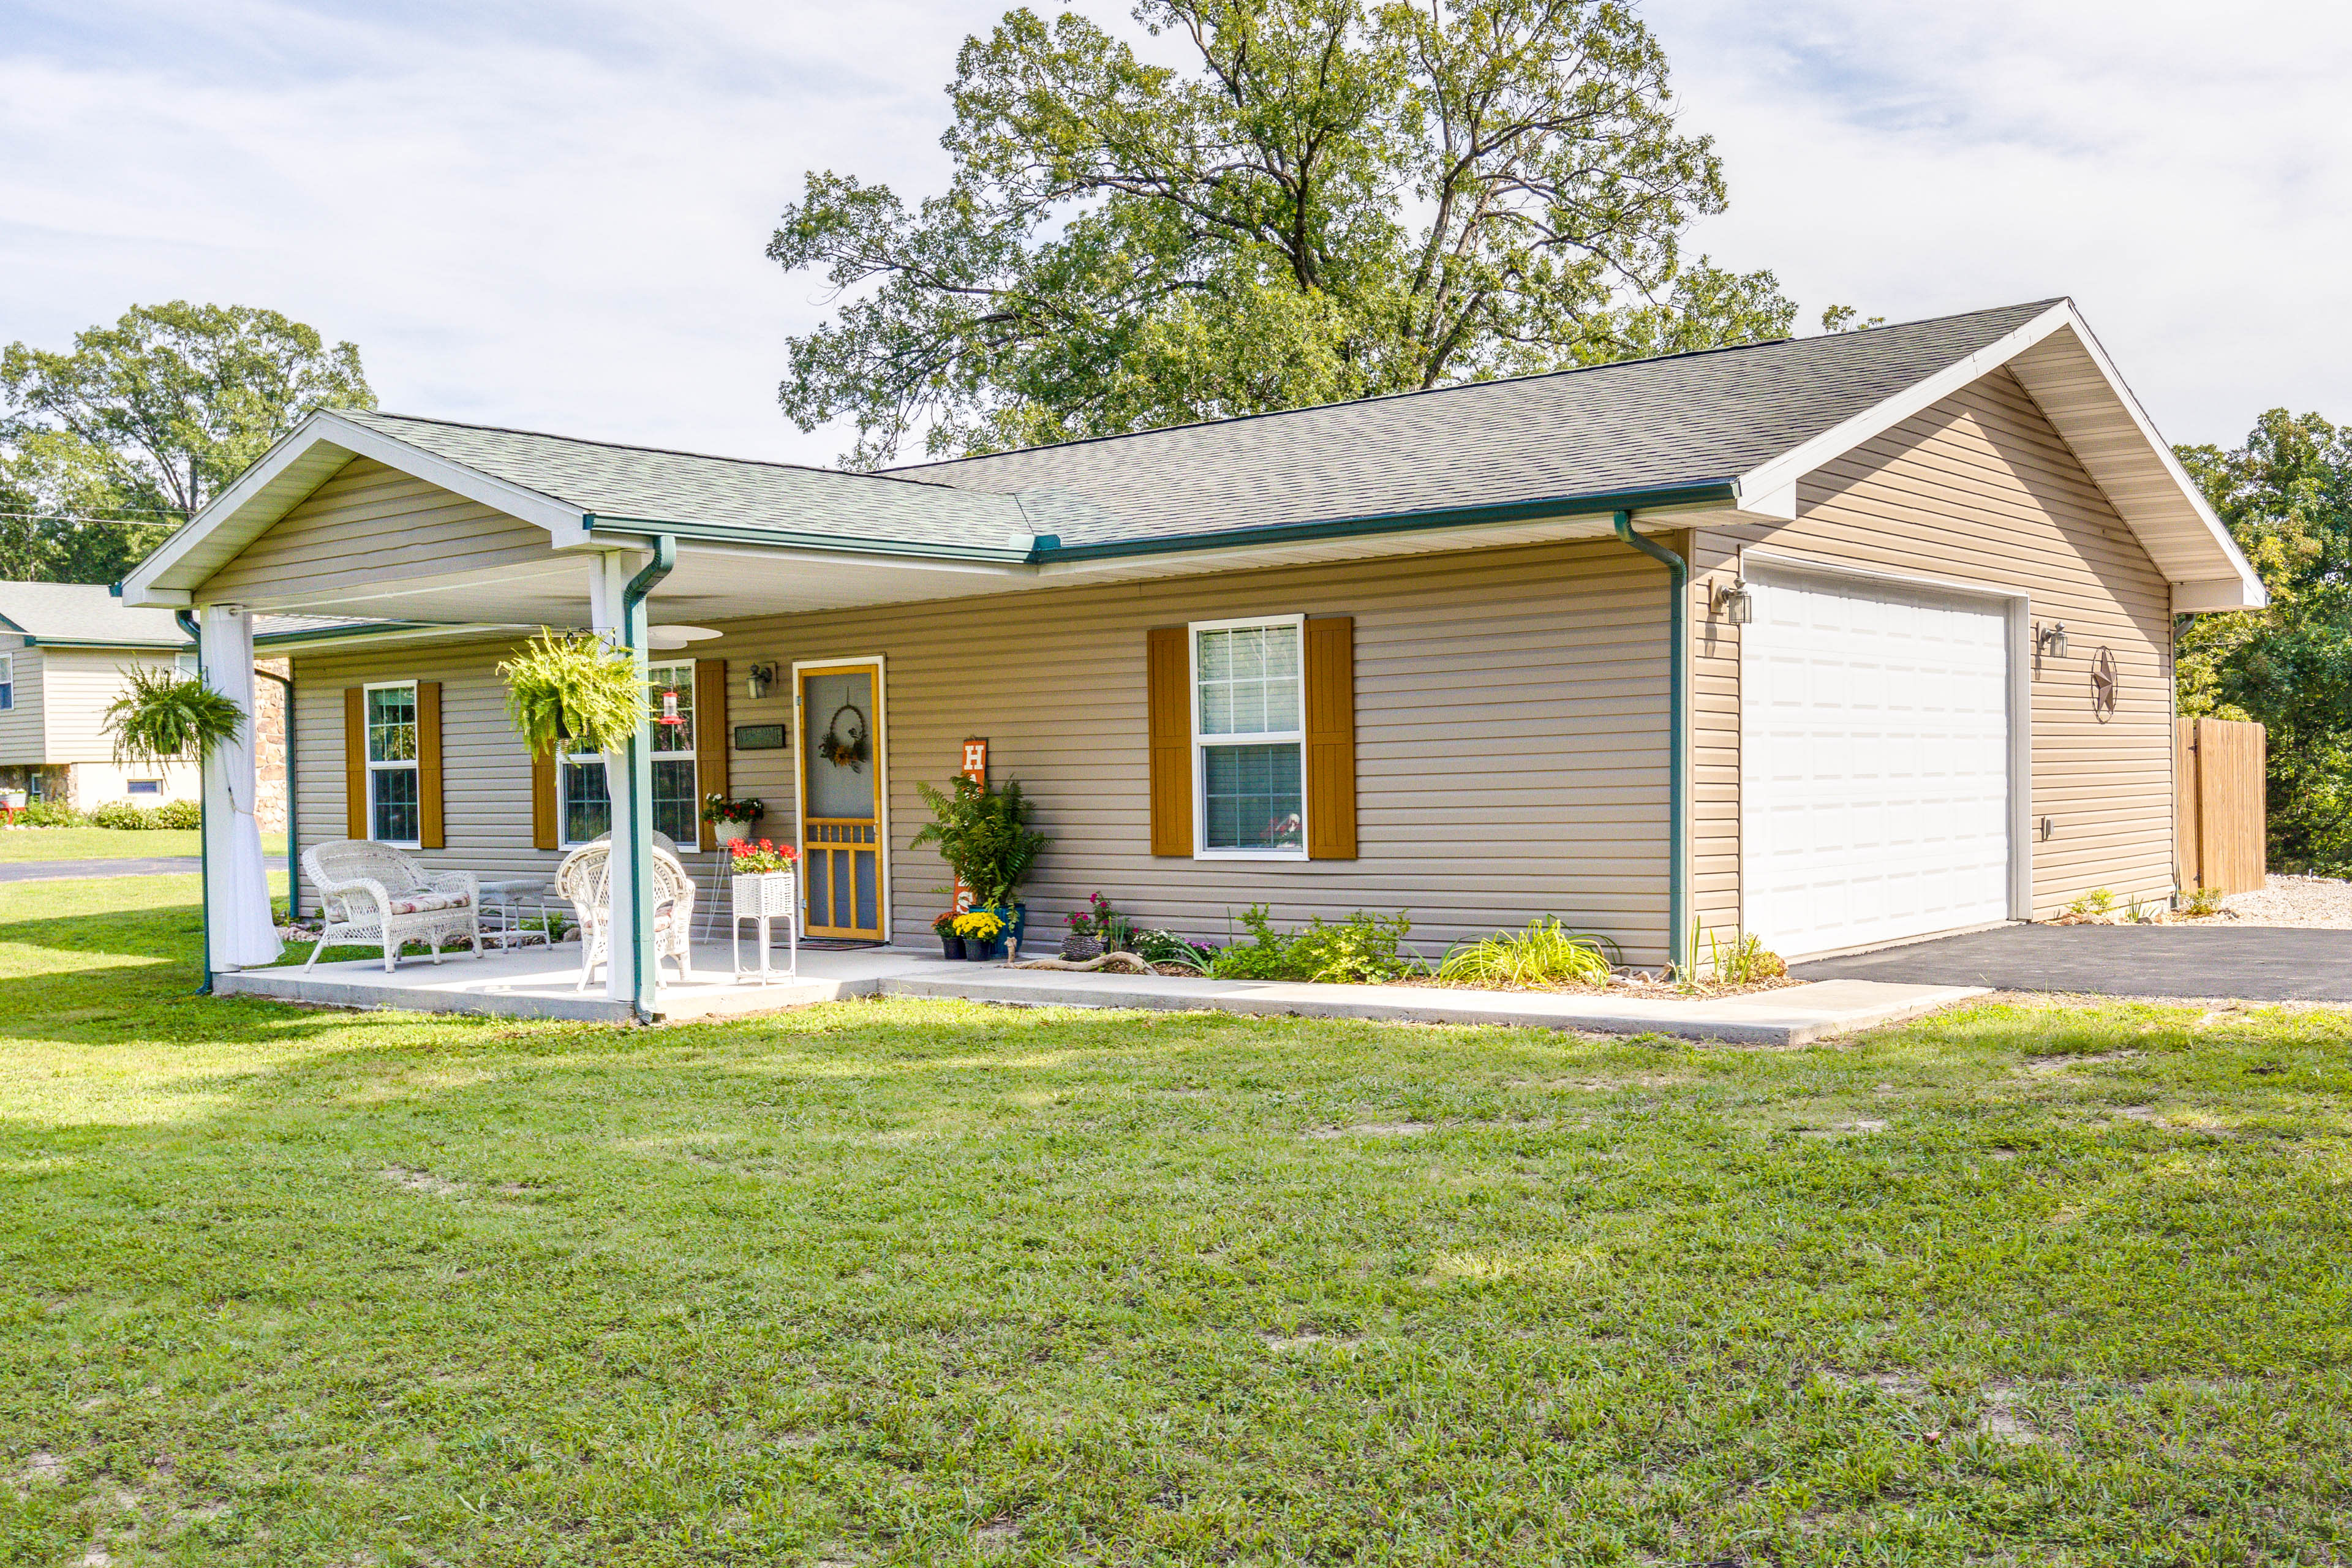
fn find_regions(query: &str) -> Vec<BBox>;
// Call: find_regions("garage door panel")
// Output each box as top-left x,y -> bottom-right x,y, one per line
1743,571 -> 2013,958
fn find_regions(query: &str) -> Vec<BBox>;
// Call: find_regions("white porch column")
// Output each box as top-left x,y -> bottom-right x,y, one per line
588,555 -> 641,1007
199,604 -> 284,971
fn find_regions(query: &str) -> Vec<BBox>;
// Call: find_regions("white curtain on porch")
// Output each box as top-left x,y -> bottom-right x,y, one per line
202,605 -> 284,968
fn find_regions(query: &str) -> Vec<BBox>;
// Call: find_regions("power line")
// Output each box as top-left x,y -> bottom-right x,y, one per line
0,510 -> 181,526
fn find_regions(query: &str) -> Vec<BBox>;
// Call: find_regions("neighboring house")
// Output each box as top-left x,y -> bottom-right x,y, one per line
121,298 -> 2263,995
0,582 -> 295,826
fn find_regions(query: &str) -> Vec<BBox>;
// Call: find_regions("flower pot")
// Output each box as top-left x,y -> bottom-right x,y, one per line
940,935 -> 965,959
712,816 -> 760,842
731,870 -> 796,920
965,937 -> 1000,960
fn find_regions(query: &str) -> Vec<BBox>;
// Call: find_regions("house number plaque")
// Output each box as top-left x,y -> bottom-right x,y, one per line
733,723 -> 788,750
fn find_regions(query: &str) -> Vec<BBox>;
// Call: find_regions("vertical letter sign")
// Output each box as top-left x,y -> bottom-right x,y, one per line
953,739 -> 989,912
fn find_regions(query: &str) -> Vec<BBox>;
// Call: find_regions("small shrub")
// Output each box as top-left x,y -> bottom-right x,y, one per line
2180,884 -> 2226,918
150,798 -> 202,829
88,802 -> 156,830
1131,928 -> 1208,967
1439,916 -> 1618,989
1704,927 -> 1787,985
2066,888 -> 2118,917
17,802 -> 84,827
1202,903 -> 1422,983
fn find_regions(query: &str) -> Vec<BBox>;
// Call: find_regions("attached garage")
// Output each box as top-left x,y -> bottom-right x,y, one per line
1740,567 -> 2019,959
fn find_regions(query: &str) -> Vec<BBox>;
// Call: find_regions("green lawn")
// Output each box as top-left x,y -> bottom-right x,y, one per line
3,878 -> 2350,1566
0,827 -> 288,862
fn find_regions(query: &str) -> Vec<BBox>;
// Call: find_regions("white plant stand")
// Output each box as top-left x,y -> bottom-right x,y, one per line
730,870 -> 798,982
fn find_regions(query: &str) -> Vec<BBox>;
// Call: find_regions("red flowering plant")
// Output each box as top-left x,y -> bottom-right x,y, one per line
726,837 -> 799,874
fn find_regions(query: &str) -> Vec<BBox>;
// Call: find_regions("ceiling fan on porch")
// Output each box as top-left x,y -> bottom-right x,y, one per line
646,625 -> 721,651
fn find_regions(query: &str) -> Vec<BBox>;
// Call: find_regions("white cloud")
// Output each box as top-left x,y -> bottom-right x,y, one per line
2,0 -> 2344,464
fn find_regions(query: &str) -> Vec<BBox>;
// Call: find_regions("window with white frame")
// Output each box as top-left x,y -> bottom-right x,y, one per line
174,651 -> 198,678
1192,616 -> 1306,855
558,662 -> 698,847
364,682 -> 421,845
648,662 -> 698,845
127,778 -> 163,796
0,654 -> 13,710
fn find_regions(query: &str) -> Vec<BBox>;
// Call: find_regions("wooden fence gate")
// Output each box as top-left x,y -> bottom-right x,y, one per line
2176,717 -> 2266,894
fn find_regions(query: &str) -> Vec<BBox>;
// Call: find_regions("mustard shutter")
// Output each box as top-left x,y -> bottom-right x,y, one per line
1304,616 -> 1357,859
693,658 -> 729,850
416,680 -> 445,848
1146,625 -> 1193,856
531,747 -> 559,850
343,687 -> 366,839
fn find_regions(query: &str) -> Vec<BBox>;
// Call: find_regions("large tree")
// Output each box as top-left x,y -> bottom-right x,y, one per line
2176,410 -> 2352,876
771,0 -> 1839,466
0,301 -> 374,582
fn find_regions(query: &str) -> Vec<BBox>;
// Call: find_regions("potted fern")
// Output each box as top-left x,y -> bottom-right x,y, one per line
910,774 -> 1049,954
104,665 -> 244,767
497,629 -> 646,756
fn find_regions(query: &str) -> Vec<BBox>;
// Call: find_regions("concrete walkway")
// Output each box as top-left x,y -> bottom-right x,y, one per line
0,856 -> 201,881
218,940 -> 1983,1044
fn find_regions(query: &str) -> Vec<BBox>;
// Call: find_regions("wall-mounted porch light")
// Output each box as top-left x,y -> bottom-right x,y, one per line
745,663 -> 775,700
1713,578 -> 1754,624
2034,620 -> 2069,660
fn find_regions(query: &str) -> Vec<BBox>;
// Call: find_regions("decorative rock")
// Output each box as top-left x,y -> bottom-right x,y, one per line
1061,932 -> 1104,962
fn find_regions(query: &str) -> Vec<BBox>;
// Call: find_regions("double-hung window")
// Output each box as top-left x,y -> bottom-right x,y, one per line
1191,616 -> 1306,856
647,662 -> 698,845
364,682 -> 421,845
0,654 -> 13,711
558,661 -> 698,847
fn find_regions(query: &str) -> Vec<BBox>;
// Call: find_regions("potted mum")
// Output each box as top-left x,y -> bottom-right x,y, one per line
703,792 -> 764,840
931,910 -> 963,960
951,907 -> 1006,960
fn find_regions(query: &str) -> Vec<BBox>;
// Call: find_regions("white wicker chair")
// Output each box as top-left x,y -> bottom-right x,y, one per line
300,840 -> 482,973
553,841 -> 696,992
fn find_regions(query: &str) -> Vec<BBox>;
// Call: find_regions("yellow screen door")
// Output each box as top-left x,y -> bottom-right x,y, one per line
797,662 -> 885,939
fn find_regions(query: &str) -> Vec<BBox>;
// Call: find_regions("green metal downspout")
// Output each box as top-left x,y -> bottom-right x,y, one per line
175,610 -> 213,994
254,665 -> 295,919
620,538 -> 676,1022
1612,512 -> 1691,976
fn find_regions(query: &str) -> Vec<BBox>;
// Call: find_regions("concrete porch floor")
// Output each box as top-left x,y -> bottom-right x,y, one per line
214,938 -> 1986,1046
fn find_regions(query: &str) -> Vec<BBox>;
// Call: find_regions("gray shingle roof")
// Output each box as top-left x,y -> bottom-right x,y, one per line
887,301 -> 2063,549
333,301 -> 2058,560
337,410 -> 1031,554
0,582 -> 187,645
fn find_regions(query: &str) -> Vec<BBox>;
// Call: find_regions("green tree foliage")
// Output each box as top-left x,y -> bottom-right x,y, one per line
2176,410 -> 2352,875
771,0 -> 1840,466
1,301 -> 374,582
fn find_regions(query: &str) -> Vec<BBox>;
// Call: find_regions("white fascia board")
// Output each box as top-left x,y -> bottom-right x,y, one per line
121,411 -> 592,607
2173,577 -> 2266,612
1730,301 -> 2266,609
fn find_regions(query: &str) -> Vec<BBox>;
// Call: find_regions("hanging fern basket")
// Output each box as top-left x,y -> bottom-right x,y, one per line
104,666 -> 244,766
498,629 -> 646,756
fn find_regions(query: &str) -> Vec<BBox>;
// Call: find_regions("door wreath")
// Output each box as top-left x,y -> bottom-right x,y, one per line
818,703 -> 870,771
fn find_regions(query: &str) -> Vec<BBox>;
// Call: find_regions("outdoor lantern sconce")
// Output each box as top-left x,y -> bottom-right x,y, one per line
2035,620 -> 2069,661
1713,578 -> 1754,624
745,663 -> 774,699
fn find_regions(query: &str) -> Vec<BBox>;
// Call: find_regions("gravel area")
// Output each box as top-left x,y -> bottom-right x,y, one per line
2215,875 -> 2352,930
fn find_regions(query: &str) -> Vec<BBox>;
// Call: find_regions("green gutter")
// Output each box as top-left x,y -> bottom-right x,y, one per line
1038,481 -> 1740,566
174,609 -> 212,995
586,513 -> 1033,564
1612,511 -> 1691,978
619,537 -> 676,1022
253,621 -> 437,649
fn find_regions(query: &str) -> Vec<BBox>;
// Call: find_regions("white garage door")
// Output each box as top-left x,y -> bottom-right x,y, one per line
1741,570 -> 2014,959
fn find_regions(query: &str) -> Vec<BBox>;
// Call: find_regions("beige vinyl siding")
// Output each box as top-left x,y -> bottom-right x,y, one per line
40,647 -> 186,762
292,538 -> 1678,962
1691,367 -> 2176,930
202,455 -> 558,602
0,636 -> 43,764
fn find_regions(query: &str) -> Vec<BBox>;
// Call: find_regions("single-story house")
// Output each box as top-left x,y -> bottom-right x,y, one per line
0,581 -> 300,823
119,298 -> 2263,1015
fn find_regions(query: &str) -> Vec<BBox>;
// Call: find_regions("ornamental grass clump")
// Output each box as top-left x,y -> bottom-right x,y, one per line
1437,916 -> 1619,989
499,630 -> 646,756
104,665 -> 244,765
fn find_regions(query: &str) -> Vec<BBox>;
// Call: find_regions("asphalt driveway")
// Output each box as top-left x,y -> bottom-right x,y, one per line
1791,922 -> 2352,1003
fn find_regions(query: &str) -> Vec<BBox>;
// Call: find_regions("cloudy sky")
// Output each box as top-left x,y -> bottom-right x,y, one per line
2,0 -> 2345,467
